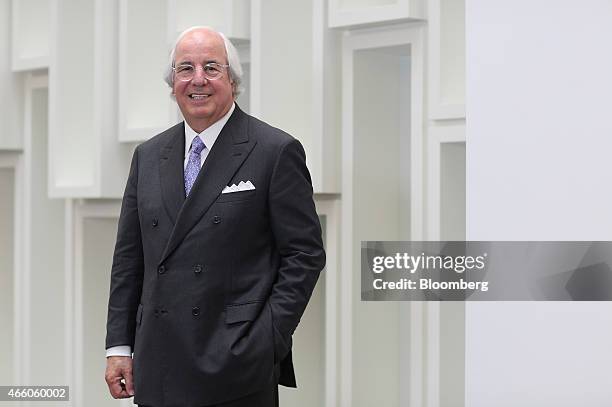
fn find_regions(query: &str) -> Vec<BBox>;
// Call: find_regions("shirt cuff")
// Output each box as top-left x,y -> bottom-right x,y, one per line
106,346 -> 132,358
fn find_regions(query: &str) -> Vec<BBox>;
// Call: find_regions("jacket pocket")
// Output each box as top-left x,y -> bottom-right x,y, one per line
225,301 -> 263,324
216,189 -> 256,203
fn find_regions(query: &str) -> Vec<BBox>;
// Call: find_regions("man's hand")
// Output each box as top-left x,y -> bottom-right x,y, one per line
105,356 -> 135,398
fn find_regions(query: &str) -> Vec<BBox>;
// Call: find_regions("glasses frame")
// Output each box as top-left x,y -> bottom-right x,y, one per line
172,62 -> 230,82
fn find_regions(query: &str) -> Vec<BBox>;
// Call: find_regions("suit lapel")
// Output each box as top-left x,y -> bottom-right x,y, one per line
159,122 -> 186,225
159,107 -> 256,266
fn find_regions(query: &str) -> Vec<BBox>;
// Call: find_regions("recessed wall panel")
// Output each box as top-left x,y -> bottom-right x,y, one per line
122,0 -> 174,138
82,218 -> 118,407
440,142 -> 465,240
1,1 -> 24,149
236,62 -> 250,114
173,0 -> 249,40
51,0 -> 95,189
0,169 -> 14,384
28,88 -> 66,385
352,45 -> 410,407
439,302 -> 465,407
51,0 -> 132,198
340,0 -> 396,7
175,0 -> 225,33
440,0 -> 465,106
259,0 -> 313,165
12,0 -> 51,69
329,0 -> 422,28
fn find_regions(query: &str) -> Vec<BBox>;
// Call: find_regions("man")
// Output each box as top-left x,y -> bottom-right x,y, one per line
104,26 -> 325,407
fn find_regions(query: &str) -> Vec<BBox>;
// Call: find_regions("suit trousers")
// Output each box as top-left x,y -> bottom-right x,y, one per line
138,379 -> 279,407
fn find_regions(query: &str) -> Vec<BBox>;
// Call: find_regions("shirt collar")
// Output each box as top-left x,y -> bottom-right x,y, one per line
184,102 -> 235,158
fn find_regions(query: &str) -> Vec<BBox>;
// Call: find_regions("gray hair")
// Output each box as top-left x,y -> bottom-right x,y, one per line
163,26 -> 243,98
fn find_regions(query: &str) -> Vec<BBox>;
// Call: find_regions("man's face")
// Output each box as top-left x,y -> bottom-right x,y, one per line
172,30 -> 234,133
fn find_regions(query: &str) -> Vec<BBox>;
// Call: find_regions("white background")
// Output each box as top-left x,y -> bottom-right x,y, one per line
466,0 -> 612,405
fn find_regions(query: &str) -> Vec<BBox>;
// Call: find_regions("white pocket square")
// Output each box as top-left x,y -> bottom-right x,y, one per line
222,180 -> 256,194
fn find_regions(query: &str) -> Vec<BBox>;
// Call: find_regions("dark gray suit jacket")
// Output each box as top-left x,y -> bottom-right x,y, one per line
105,106 -> 325,406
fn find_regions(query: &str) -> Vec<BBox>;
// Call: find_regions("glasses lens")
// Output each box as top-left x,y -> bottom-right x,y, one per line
175,65 -> 194,81
203,64 -> 223,80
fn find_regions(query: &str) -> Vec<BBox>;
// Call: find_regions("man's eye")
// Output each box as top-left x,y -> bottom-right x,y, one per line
177,65 -> 194,73
204,65 -> 220,74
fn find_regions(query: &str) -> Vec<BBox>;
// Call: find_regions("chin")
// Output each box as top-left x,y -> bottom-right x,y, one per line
187,104 -> 212,114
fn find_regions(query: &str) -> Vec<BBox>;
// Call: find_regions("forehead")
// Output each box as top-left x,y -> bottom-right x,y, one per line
174,30 -> 227,64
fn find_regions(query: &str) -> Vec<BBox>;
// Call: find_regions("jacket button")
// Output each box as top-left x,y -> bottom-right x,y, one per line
193,264 -> 203,274
213,216 -> 221,224
152,218 -> 158,227
192,307 -> 201,316
158,265 -> 166,274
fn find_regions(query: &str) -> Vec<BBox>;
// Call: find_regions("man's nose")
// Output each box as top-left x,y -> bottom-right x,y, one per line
191,66 -> 208,85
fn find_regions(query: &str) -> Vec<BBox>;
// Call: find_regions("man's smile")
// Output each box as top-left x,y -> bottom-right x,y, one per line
189,93 -> 211,100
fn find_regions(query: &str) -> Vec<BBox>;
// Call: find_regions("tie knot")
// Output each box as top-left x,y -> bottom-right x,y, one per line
190,136 -> 205,155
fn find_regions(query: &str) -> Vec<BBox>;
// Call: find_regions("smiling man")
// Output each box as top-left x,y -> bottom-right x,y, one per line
104,27 -> 325,407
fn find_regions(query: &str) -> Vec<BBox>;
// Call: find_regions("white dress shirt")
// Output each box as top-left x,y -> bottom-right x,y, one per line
106,103 -> 235,358
183,102 -> 235,169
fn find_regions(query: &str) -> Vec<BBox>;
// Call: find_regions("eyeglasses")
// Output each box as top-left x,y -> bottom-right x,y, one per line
173,62 -> 230,82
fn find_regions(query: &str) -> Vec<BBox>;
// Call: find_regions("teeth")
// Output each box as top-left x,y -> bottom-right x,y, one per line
190,94 -> 209,99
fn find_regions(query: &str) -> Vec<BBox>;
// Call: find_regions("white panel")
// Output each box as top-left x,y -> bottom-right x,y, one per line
253,0 -> 340,193
50,0 -> 134,198
11,0 -> 51,70
341,0 -> 396,7
318,1 -> 342,194
352,45 -> 411,407
119,0 -> 176,142
176,0 -> 224,32
342,25 -> 424,406
235,62 -> 250,113
229,0 -> 251,40
50,0 -> 95,192
0,168 -> 14,384
172,0 -> 250,40
428,0 -> 465,119
439,300 -> 465,407
427,122 -> 465,240
27,87 -> 66,384
234,44 -> 250,114
467,1 -> 612,405
259,0 -> 313,173
82,218 -> 119,407
440,142 -> 465,240
440,0 -> 465,107
0,1 -> 24,150
329,0 -> 423,28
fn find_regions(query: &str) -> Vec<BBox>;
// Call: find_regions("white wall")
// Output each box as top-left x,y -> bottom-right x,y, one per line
82,218 -> 118,407
0,0 -> 24,149
28,87 -> 67,385
440,142 -> 465,240
352,45 -> 410,407
466,1 -> 612,405
0,168 -> 14,384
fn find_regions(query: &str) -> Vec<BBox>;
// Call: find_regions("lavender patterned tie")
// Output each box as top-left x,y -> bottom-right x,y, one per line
184,136 -> 205,196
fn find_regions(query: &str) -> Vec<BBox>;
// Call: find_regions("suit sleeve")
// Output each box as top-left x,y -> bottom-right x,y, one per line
105,146 -> 145,350
267,139 -> 326,362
